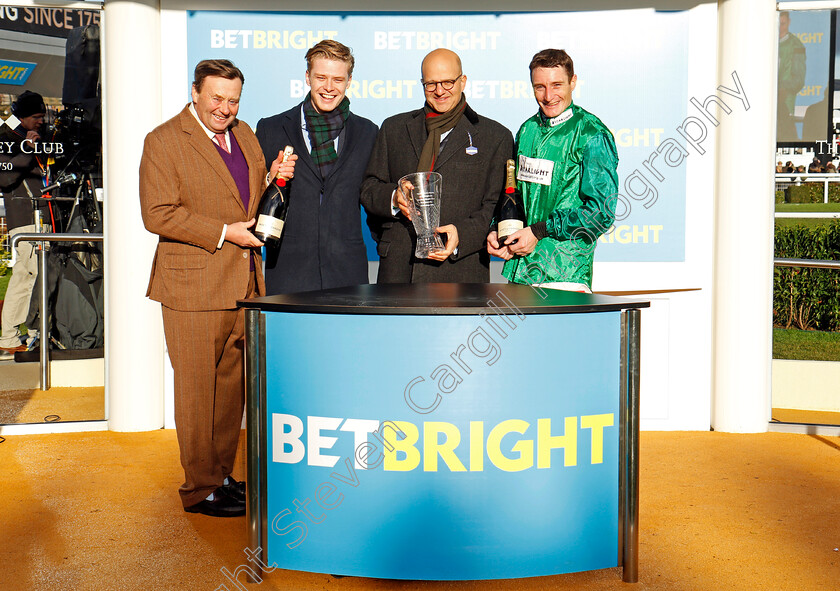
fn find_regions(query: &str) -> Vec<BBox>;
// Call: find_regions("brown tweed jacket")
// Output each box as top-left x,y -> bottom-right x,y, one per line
140,105 -> 267,311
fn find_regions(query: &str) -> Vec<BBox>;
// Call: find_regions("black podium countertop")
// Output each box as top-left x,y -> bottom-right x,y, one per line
239,283 -> 650,315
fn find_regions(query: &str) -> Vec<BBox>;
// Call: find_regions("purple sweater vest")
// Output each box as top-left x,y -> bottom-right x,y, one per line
213,132 -> 251,211
214,132 -> 255,270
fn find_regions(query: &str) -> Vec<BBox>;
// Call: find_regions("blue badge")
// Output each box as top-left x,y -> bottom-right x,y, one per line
466,131 -> 478,156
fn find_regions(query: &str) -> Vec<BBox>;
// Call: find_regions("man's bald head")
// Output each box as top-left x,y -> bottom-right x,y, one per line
420,49 -> 466,114
421,48 -> 462,78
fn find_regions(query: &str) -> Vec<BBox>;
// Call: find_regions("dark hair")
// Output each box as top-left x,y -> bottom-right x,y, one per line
193,59 -> 245,93
305,40 -> 355,76
529,49 -> 575,79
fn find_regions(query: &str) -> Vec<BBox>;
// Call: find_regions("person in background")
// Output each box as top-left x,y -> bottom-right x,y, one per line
0,91 -> 50,358
777,11 -> 806,142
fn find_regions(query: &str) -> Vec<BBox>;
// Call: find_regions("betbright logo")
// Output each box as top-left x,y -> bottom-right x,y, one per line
272,414 -> 615,473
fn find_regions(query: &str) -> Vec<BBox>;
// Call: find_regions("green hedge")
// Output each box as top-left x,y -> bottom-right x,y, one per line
782,182 -> 840,204
774,221 -> 840,331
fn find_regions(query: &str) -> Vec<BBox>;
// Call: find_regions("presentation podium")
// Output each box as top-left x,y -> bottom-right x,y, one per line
240,283 -> 647,582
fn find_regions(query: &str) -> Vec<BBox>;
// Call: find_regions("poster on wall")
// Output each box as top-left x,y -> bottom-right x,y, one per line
187,10 -> 694,263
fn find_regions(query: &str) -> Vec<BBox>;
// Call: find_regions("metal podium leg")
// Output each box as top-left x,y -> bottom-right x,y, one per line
245,308 -> 263,581
258,312 -> 268,570
621,309 -> 641,583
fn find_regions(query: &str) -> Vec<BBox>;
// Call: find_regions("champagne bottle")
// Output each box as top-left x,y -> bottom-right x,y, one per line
497,159 -> 526,246
253,146 -> 294,245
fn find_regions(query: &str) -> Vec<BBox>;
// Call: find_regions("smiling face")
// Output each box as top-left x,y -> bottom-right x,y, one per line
531,66 -> 577,119
421,49 -> 466,114
191,75 -> 241,134
305,57 -> 352,113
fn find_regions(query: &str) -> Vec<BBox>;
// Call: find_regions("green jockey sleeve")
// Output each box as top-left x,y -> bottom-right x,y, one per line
545,132 -> 619,243
777,34 -> 806,115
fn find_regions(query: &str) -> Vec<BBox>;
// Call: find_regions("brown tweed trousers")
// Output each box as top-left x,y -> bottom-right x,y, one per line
139,105 -> 267,507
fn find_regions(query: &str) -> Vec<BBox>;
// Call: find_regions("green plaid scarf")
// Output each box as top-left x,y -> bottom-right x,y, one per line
303,92 -> 351,178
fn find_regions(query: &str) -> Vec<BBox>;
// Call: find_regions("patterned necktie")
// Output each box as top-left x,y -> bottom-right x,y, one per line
215,132 -> 229,153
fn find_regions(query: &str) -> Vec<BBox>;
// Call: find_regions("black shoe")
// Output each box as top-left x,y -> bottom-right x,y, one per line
222,476 -> 246,503
184,487 -> 245,517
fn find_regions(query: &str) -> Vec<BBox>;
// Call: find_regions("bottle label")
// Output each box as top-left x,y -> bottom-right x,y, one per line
498,219 -> 524,237
255,214 -> 285,240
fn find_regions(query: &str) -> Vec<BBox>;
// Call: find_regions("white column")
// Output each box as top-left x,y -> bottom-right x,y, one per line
711,0 -> 777,432
103,0 -> 165,431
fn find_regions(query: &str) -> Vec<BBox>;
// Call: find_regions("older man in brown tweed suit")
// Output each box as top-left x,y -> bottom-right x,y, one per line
140,60 -> 295,517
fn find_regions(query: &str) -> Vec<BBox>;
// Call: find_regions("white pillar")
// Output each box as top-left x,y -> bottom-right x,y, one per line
711,0 -> 777,432
103,0 -> 165,431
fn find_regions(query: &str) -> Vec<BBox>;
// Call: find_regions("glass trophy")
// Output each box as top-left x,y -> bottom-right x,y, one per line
398,171 -> 445,258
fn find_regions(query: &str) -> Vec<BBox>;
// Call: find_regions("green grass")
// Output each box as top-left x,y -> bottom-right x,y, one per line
775,203 -> 840,229
773,328 -> 840,361
774,203 -> 840,229
775,218 -> 840,229
775,203 -> 840,213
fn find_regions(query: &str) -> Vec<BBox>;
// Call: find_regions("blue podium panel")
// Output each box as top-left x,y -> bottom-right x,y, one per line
263,311 -> 621,580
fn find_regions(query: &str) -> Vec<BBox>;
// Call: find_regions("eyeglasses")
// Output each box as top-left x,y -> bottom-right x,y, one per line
421,75 -> 463,93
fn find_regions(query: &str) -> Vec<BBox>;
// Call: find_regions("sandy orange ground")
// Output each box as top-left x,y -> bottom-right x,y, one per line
0,387 -> 104,424
0,430 -> 837,590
